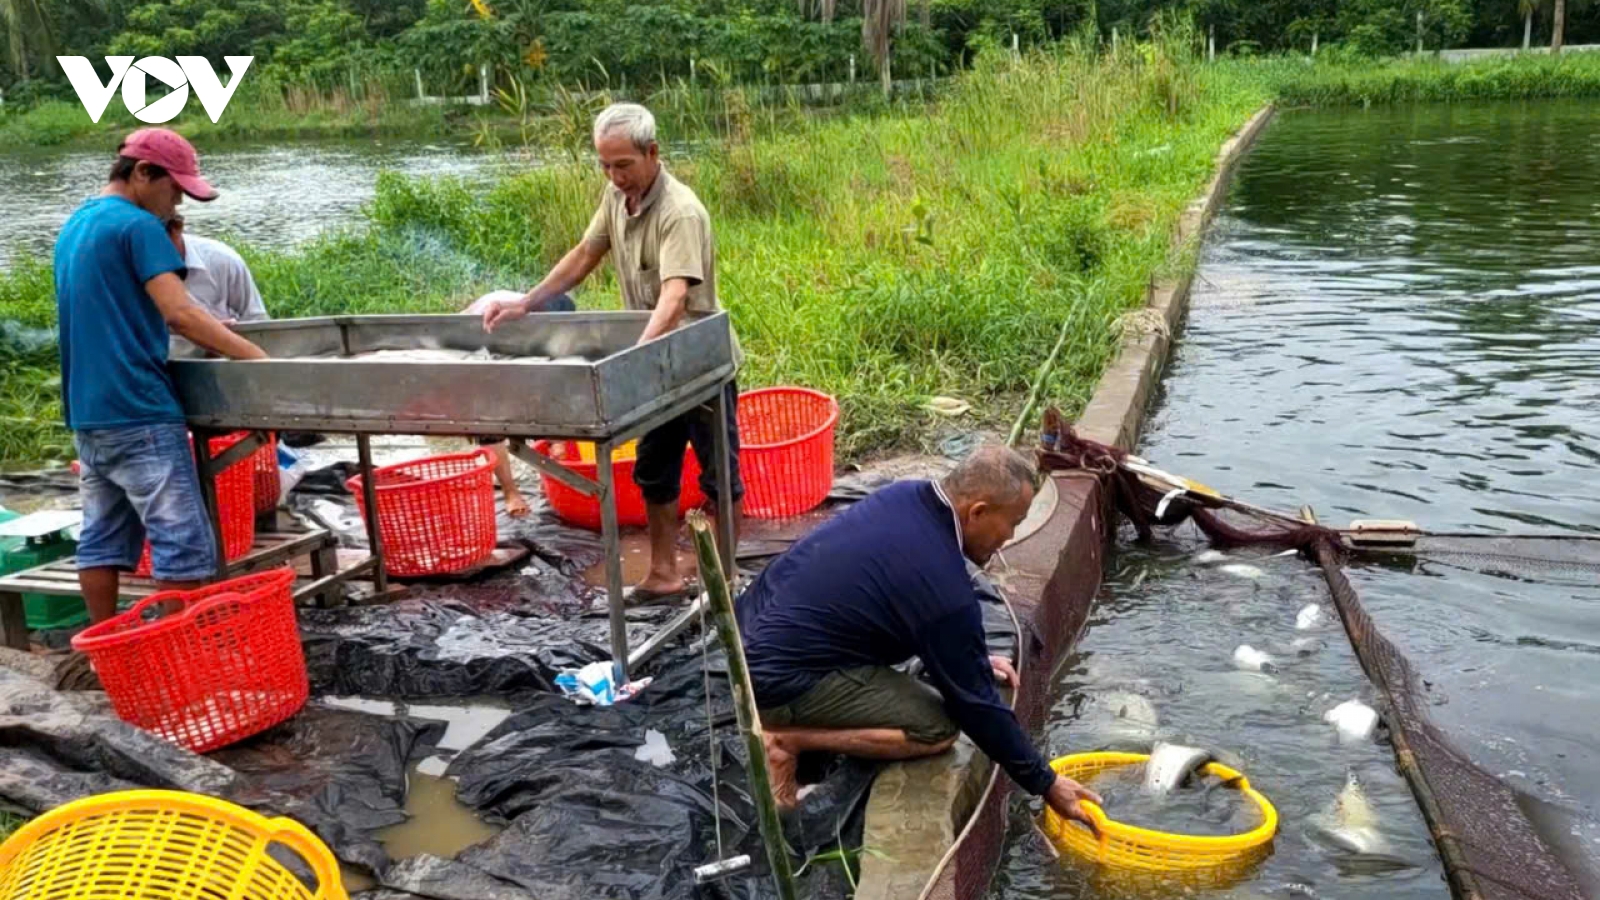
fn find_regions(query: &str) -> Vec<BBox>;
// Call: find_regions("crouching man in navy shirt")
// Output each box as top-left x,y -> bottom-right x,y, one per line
736,443 -> 1101,830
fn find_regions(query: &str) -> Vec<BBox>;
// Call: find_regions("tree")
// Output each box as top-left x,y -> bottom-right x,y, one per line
798,0 -> 838,24
1,0 -> 55,79
862,0 -> 905,93
1552,0 -> 1565,48
1519,0 -> 1536,48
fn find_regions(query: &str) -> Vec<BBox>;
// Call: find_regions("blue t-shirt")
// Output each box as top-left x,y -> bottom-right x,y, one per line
54,195 -> 188,430
736,480 -> 1057,797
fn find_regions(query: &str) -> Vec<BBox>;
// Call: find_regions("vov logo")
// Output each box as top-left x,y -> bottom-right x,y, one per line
55,56 -> 254,124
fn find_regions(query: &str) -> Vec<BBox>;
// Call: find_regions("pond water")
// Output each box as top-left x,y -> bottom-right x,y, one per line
993,101 -> 1600,900
0,139 -> 536,267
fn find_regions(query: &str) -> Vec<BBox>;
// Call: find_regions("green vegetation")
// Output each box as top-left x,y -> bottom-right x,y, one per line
1250,50 -> 1600,105
0,808 -> 25,842
1,31 -> 1275,464
11,26 -> 1600,465
7,0 -> 1600,149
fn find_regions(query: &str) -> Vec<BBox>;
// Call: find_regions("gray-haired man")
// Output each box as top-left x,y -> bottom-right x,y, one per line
483,102 -> 745,602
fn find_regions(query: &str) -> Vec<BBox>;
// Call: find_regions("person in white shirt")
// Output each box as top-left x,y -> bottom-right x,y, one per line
166,214 -> 268,333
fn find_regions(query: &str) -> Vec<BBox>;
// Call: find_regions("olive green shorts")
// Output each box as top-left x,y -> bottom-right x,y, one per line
760,666 -> 958,745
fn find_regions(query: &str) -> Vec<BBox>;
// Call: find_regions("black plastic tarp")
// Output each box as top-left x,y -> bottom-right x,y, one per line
0,457 -> 1016,900
0,668 -> 438,877
441,641 -> 878,900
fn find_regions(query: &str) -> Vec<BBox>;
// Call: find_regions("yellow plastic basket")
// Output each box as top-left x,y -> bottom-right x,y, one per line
0,790 -> 347,900
1040,752 -> 1277,877
576,440 -> 638,463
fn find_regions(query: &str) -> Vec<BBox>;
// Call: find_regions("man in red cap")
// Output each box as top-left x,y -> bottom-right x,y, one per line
54,127 -> 267,625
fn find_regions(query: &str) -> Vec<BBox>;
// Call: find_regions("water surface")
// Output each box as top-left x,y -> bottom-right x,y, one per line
995,101 -> 1600,900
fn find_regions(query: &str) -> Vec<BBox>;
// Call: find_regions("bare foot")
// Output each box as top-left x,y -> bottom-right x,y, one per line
763,731 -> 800,810
632,573 -> 685,597
504,490 -> 530,518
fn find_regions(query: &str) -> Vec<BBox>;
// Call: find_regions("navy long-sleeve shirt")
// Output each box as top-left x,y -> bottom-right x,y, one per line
736,480 -> 1057,797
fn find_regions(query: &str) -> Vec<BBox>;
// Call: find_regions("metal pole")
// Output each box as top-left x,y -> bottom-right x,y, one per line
356,435 -> 388,593
193,431 -> 227,580
597,441 -> 629,683
711,385 -> 737,579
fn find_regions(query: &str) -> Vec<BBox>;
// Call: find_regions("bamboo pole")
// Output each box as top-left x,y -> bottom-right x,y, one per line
687,510 -> 798,900
1006,303 -> 1083,447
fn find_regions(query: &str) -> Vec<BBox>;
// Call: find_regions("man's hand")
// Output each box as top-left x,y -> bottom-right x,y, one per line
990,655 -> 1019,687
1044,775 -> 1103,834
482,297 -> 529,333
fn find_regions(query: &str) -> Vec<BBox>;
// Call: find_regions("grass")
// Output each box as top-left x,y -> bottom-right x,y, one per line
0,71 -> 913,152
0,809 -> 25,841
18,47 -> 1599,466
0,38 -> 1271,466
0,71 -> 469,151
1236,49 -> 1600,107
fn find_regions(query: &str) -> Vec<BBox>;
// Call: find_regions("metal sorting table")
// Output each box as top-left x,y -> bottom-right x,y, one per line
170,310 -> 739,681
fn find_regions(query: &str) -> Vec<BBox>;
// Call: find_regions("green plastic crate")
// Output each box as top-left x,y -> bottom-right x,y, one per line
0,510 -> 86,631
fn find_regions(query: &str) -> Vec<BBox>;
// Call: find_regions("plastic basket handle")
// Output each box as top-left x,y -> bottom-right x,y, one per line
264,816 -> 346,899
116,589 -> 252,630
1080,800 -> 1112,860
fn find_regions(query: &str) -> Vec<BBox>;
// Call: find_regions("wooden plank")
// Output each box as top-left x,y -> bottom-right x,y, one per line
0,527 -> 339,603
1,592 -> 27,650
224,531 -> 333,575
292,557 -> 375,607
389,546 -> 530,585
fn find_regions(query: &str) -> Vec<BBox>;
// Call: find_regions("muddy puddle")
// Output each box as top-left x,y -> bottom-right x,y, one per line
318,696 -> 512,866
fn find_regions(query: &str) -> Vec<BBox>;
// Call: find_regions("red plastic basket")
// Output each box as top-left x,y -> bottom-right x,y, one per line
70,568 -> 307,754
134,431 -> 257,577
253,432 -> 280,515
738,387 -> 840,519
532,440 -> 705,531
346,449 -> 498,577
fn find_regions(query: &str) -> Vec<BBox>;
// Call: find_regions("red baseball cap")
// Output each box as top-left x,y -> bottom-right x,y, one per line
119,128 -> 218,202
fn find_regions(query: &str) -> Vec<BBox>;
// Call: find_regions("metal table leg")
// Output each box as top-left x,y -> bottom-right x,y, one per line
193,430 -> 227,581
711,384 -> 737,578
356,435 -> 389,593
597,440 -> 629,684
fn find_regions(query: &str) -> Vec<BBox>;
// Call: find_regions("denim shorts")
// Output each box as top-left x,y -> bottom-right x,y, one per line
75,423 -> 219,582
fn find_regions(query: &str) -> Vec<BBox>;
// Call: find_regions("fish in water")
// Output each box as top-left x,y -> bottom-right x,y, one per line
1084,690 -> 1161,742
1195,549 -> 1228,564
1324,699 -> 1379,744
1233,644 -> 1277,673
1144,741 -> 1213,794
1317,771 -> 1390,856
1220,563 -> 1265,579
1290,636 -> 1325,655
1295,604 -> 1325,630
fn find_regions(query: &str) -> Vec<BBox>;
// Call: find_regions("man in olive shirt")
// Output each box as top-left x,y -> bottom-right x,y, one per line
483,103 -> 745,602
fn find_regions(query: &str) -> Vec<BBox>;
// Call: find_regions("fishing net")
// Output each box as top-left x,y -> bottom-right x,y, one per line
1014,411 -> 1591,900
